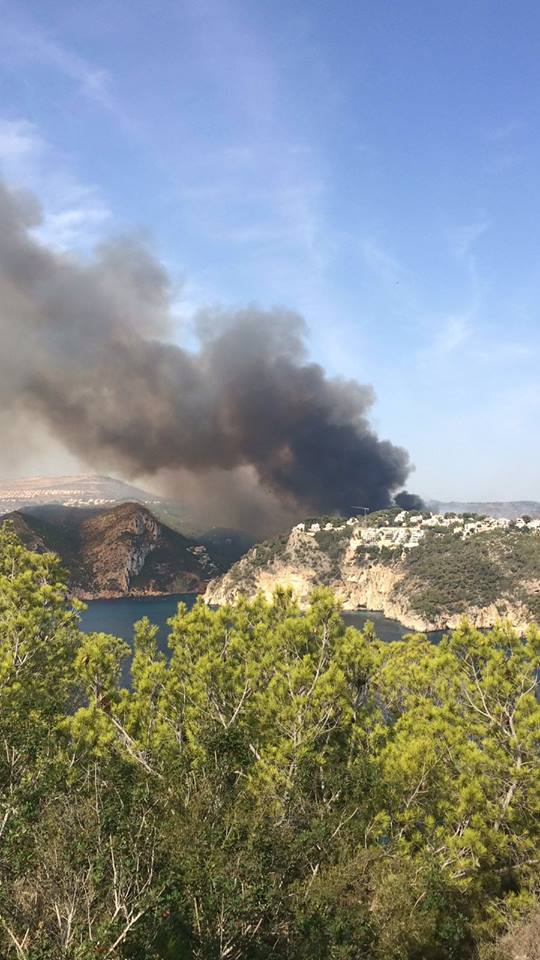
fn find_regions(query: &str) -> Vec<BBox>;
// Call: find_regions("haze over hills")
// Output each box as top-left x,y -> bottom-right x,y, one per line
428,500 -> 540,519
0,474 -> 160,511
206,508 -> 540,632
0,474 -> 260,553
2,474 -> 539,528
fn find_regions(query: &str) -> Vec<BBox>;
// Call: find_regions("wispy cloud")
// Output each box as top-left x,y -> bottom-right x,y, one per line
155,0 -> 333,288
448,220 -> 490,260
0,18 -> 112,109
0,118 -> 43,164
0,117 -> 111,250
485,119 -> 524,143
420,307 -> 534,370
34,201 -> 111,250
487,152 -> 523,175
434,314 -> 472,354
180,171 -> 326,256
483,120 -> 525,175
0,10 -> 134,130
475,339 -> 535,365
446,219 -> 491,314
360,238 -> 411,288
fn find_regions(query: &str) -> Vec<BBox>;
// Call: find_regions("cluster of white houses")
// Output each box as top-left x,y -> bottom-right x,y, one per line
293,510 -> 540,553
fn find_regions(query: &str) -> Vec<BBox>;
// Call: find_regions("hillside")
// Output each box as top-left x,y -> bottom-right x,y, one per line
0,474 -> 161,511
0,475 -> 257,551
429,499 -> 540,519
0,473 -> 197,535
206,508 -> 540,630
1,502 -> 223,599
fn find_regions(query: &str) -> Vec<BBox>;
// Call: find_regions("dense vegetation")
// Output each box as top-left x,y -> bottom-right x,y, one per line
404,528 -> 540,621
0,527 -> 539,959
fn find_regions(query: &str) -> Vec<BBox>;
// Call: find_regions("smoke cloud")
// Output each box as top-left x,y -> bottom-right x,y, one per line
0,180 -> 419,533
394,491 -> 425,512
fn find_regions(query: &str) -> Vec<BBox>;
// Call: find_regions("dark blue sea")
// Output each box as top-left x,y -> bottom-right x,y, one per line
79,594 -> 444,653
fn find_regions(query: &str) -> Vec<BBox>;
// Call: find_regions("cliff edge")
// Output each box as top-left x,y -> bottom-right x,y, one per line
205,509 -> 540,631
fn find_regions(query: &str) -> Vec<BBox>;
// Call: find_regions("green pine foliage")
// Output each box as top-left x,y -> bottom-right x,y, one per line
0,526 -> 538,958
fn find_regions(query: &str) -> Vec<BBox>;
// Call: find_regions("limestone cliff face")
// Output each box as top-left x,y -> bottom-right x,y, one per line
1,502 -> 219,599
76,505 -> 166,597
205,548 -> 428,628
205,512 -> 540,632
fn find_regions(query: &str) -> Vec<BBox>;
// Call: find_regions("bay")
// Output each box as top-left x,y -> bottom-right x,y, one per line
79,594 -> 194,649
80,594 -> 445,653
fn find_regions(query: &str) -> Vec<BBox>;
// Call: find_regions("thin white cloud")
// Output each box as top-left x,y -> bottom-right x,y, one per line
0,9 -> 137,134
360,238 -> 411,288
475,340 -> 535,365
487,152 -> 523,175
160,1 -> 332,284
34,202 -> 111,250
485,119 -> 524,143
420,308 -> 534,369
1,17 -> 114,112
178,156 -> 328,274
0,118 -> 43,165
449,220 -> 490,260
435,314 -> 472,354
0,117 -> 112,251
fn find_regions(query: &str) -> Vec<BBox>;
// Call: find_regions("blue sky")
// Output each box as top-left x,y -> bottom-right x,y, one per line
0,0 -> 538,500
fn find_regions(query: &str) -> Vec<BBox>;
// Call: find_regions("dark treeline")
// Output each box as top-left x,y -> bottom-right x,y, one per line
0,526 -> 538,959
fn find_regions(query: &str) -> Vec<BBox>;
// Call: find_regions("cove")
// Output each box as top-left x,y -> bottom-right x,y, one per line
80,594 -> 446,651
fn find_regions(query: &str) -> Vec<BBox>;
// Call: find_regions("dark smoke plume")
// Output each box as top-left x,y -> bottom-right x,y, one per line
394,491 -> 425,511
0,180 -> 418,532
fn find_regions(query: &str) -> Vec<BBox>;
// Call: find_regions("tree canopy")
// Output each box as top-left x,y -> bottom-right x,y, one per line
0,526 -> 538,958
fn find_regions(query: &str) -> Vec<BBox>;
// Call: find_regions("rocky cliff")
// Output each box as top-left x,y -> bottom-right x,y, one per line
205,509 -> 540,631
1,502 -> 221,599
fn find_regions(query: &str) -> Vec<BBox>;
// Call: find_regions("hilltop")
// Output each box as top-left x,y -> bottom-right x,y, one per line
0,473 -> 197,535
0,474 -> 159,510
429,499 -> 540,519
0,475 -> 258,551
1,502 -> 223,599
206,508 -> 540,631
